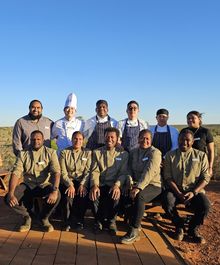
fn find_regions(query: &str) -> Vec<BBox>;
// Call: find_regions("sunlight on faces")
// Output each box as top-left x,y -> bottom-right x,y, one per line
127,103 -> 139,120
96,103 -> 108,118
156,114 -> 169,127
31,132 -> 44,150
105,131 -> 118,150
29,101 -> 43,117
72,132 -> 84,150
64,106 -> 76,120
178,132 -> 194,152
138,131 -> 152,149
187,114 -> 201,128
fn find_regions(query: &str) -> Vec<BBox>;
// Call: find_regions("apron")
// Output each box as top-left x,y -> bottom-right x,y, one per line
121,119 -> 140,152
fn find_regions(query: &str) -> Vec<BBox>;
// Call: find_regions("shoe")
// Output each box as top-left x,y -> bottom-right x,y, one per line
174,228 -> 184,241
120,227 -> 140,244
64,225 -> 71,232
19,216 -> 31,232
76,221 -> 84,230
188,227 -> 206,244
94,221 -> 102,232
109,221 -> 117,235
41,218 -> 54,232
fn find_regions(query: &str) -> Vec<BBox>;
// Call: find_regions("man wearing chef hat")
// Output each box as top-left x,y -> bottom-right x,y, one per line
52,93 -> 84,156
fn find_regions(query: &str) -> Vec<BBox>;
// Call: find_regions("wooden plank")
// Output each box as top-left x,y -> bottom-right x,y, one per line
10,248 -> 37,265
32,255 -> 55,265
21,230 -> 44,249
37,230 -> 60,255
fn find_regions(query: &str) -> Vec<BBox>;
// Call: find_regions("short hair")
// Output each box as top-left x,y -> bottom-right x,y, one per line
104,127 -> 120,138
29,99 -> 43,109
138,129 -> 152,139
187,110 -> 202,119
127,100 -> 139,109
72,131 -> 84,140
179,129 -> 194,139
96,99 -> 108,108
156,108 -> 169,116
31,130 -> 44,138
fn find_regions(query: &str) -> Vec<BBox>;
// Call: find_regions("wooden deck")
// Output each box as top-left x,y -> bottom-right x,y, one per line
0,191 -> 186,265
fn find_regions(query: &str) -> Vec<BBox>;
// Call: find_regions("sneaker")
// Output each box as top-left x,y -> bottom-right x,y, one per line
19,216 -> 31,232
94,221 -> 102,232
76,221 -> 84,230
188,228 -> 206,244
121,227 -> 140,244
64,225 -> 71,232
41,218 -> 54,232
174,228 -> 184,241
109,221 -> 117,235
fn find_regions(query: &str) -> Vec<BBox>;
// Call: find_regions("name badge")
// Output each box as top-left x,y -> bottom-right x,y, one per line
194,137 -> 200,141
37,161 -> 45,165
116,157 -> 122,161
192,158 -> 199,162
142,157 -> 149,161
82,158 -> 87,161
45,126 -> 50,129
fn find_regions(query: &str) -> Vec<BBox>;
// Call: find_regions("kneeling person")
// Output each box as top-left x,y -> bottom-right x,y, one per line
5,130 -> 61,232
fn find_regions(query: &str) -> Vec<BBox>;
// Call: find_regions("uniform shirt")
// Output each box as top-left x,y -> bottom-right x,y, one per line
60,147 -> 92,188
117,118 -> 148,138
180,126 -> 214,153
13,115 -> 53,156
163,147 -> 211,193
129,146 -> 162,190
150,125 -> 179,151
83,115 -> 118,140
52,117 -> 83,155
12,146 -> 60,189
90,146 -> 129,188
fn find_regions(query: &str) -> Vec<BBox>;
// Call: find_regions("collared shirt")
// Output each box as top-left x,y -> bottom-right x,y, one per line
150,125 -> 179,151
13,114 -> 53,156
83,115 -> 118,139
117,118 -> 148,138
129,146 -> 162,190
90,146 -> 129,188
60,147 -> 92,188
163,147 -> 211,192
52,116 -> 83,155
12,146 -> 60,189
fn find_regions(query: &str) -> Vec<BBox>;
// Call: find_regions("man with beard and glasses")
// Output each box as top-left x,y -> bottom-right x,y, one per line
13,99 -> 53,156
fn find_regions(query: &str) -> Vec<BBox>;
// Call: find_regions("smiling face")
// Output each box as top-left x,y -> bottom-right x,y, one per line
138,131 -> 152,149
96,103 -> 108,118
105,131 -> 118,150
31,132 -> 44,150
178,131 -> 194,152
127,103 -> 139,120
29,101 -> 43,119
72,132 -> 84,150
187,113 -> 201,129
64,106 -> 76,121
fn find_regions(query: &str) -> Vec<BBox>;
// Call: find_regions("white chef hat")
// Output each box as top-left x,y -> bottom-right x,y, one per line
64,93 -> 77,109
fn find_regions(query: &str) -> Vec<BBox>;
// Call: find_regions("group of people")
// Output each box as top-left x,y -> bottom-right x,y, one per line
5,93 -> 214,245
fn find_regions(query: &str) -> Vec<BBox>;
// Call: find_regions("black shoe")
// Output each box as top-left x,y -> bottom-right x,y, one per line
19,216 -> 31,232
76,221 -> 84,230
174,228 -> 184,241
94,221 -> 102,232
121,227 -> 140,244
188,227 -> 206,244
41,218 -> 54,232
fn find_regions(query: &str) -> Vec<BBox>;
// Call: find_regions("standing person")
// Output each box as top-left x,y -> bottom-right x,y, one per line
163,130 -> 211,243
5,130 -> 61,232
120,129 -> 162,244
59,131 -> 92,231
13,99 -> 53,156
52,93 -> 84,156
118,100 -> 148,152
89,127 -> 129,234
150,108 -> 179,158
84,100 -> 118,150
181,111 -> 214,176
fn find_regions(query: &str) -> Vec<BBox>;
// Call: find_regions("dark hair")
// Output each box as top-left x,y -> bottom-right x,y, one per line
138,129 -> 152,139
96,99 -> 108,107
156,108 -> 169,116
179,129 -> 194,139
72,131 -> 84,140
187,110 -> 203,119
127,100 -> 139,109
104,127 -> 120,138
29,99 -> 43,109
31,130 -> 44,138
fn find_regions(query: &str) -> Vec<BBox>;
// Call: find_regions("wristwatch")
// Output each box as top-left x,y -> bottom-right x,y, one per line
52,186 -> 59,192
192,190 -> 198,196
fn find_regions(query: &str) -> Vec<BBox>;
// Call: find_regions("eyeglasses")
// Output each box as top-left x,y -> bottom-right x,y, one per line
128,107 -> 138,111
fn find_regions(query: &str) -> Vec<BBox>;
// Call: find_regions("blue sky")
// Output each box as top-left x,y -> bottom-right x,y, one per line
0,0 -> 220,126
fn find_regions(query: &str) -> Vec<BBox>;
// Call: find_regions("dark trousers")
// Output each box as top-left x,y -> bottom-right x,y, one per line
131,185 -> 161,228
5,183 -> 61,220
93,185 -> 120,224
162,190 -> 211,229
60,182 -> 89,225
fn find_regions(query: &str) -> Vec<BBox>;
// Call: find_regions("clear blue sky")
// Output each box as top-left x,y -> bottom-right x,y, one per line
0,0 -> 219,126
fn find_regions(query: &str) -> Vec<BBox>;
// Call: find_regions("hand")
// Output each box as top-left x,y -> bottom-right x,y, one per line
109,185 -> 121,200
77,185 -> 87,197
184,191 -> 194,205
89,185 -> 100,201
130,188 -> 140,200
47,191 -> 58,204
7,192 -> 18,207
65,185 -> 75,198
177,192 -> 186,203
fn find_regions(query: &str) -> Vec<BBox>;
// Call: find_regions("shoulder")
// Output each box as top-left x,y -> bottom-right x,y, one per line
138,118 -> 148,128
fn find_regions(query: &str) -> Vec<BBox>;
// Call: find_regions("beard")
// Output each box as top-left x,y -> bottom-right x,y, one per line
29,112 -> 42,120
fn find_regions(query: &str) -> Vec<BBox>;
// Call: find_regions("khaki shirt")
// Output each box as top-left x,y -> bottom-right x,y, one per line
12,146 -> 60,189
163,147 -> 211,192
129,146 -> 162,190
90,146 -> 129,187
60,147 -> 92,188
